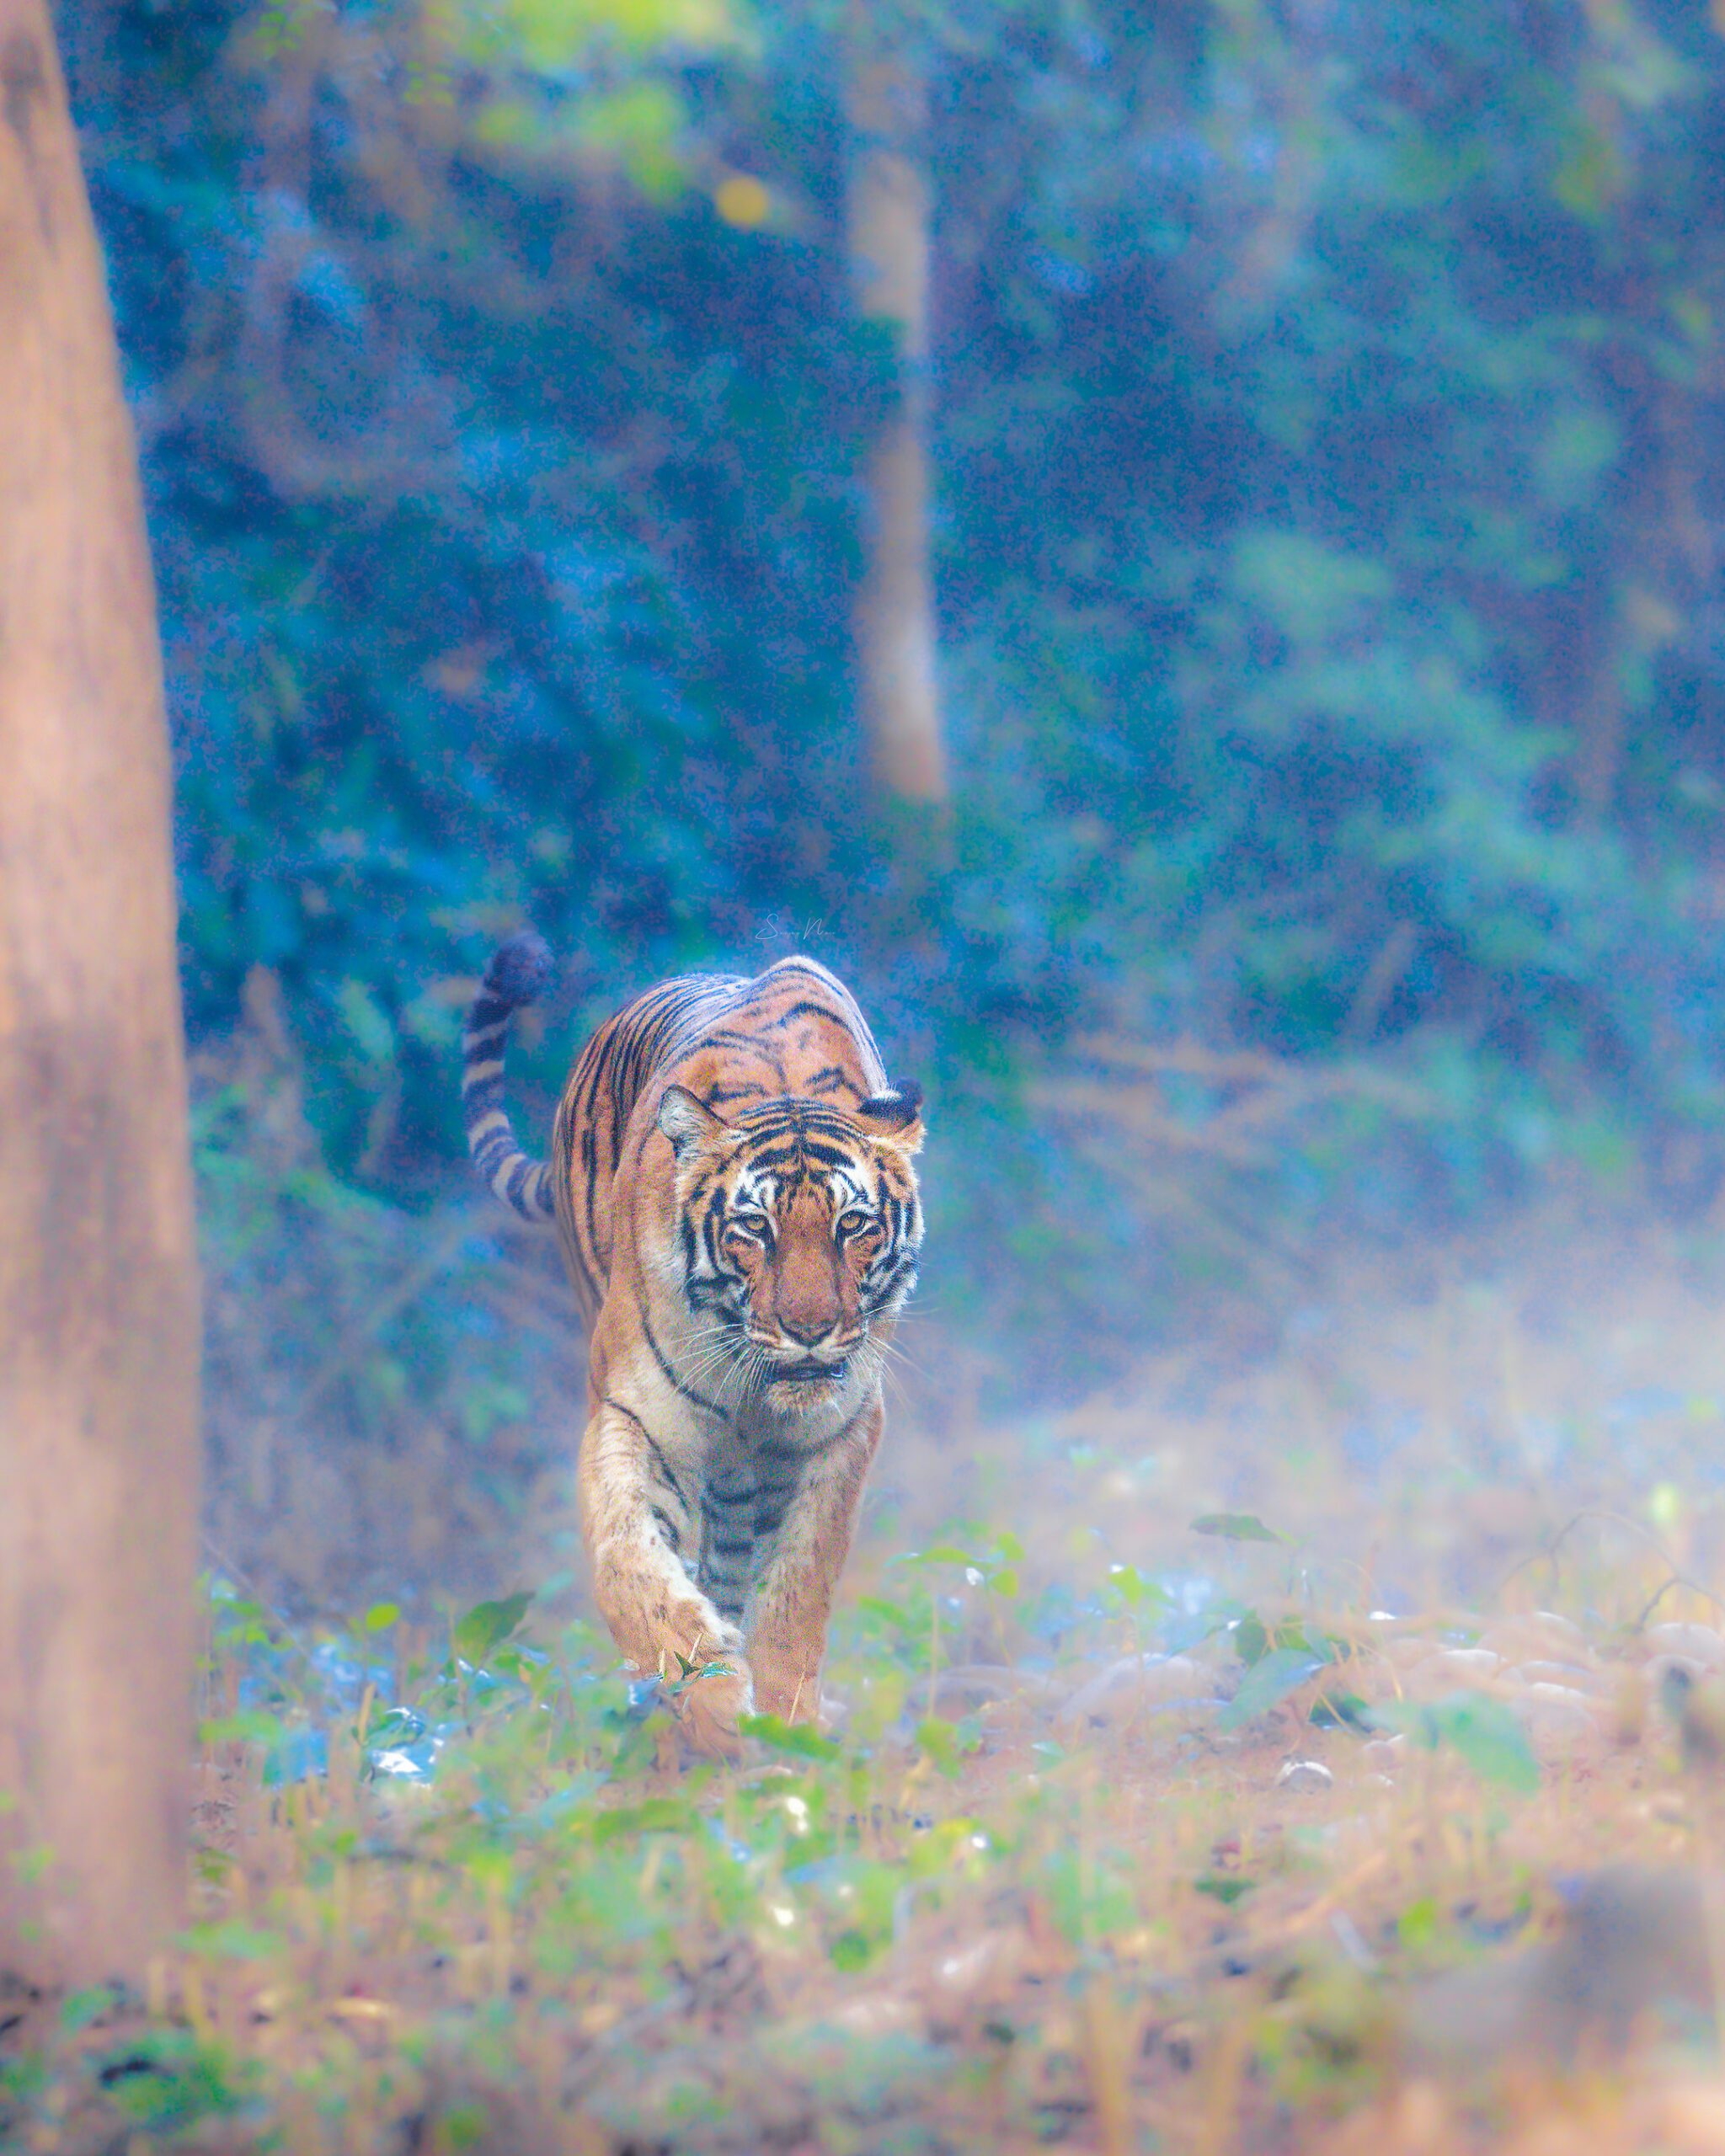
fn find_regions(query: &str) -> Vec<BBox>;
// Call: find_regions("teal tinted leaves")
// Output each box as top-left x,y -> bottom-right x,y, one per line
1191,1514 -> 1283,1544
1374,1693 -> 1540,1793
1229,531 -> 1392,649
59,1984 -> 123,2033
335,977 -> 394,1065
590,1796 -> 697,1844
177,1920 -> 289,1961
1551,120 -> 1628,221
738,1713 -> 841,1761
1535,407 -> 1620,508
199,1710 -> 285,1745
895,1533 -> 1025,1599
1107,1563 -> 1172,1613
452,1592 -> 533,1665
1218,1646 -> 1327,1732
94,2030 -> 256,2133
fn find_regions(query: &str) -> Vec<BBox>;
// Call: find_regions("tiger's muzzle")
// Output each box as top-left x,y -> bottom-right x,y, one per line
749,1325 -> 863,1387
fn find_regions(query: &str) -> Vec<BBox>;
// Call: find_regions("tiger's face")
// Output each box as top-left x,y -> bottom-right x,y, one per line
658,1084 -> 923,1404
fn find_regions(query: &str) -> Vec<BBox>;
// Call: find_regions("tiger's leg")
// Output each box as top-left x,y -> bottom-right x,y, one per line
746,1397 -> 884,1725
577,1401 -> 753,1758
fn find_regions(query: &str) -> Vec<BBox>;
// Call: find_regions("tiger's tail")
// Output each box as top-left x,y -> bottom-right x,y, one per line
462,931 -> 558,1225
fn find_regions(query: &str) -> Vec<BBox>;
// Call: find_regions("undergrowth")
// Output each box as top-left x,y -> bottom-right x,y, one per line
8,1504 -> 1725,2156
16,1229 -> 1725,2153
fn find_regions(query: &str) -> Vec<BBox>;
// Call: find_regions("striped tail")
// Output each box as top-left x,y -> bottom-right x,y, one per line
462,932 -> 558,1225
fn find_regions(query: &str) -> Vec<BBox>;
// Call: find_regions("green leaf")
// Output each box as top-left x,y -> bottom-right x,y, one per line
1192,1513 -> 1283,1543
452,1591 -> 532,1664
1373,1692 -> 1540,1793
1310,1690 -> 1373,1731
336,976 -> 394,1064
665,1657 -> 739,1698
361,1705 -> 423,1748
915,1717 -> 975,1779
199,1710 -> 284,1745
1218,1647 -> 1324,1731
1194,1876 -> 1255,1906
363,1602 -> 401,1633
1233,1614 -> 1271,1664
606,1716 -> 659,1781
738,1713 -> 841,1760
60,1985 -> 122,2033
176,1920 -> 287,1961
1233,1615 -> 1345,1668
591,1796 -> 697,1844
436,2102 -> 489,2152
1108,1564 -> 1172,1612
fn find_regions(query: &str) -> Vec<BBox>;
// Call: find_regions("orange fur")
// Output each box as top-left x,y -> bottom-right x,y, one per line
464,947 -> 924,1757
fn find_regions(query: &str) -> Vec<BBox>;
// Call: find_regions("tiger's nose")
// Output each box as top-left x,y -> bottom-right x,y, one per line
780,1312 -> 833,1346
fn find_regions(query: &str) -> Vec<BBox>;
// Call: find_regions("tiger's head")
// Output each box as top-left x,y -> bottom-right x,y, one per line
656,1082 -> 924,1405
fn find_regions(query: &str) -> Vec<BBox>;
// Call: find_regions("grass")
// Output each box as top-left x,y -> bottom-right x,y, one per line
13,1215 -> 1725,2152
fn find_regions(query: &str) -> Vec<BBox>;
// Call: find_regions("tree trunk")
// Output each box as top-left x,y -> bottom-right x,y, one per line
846,52 -> 948,804
0,1 -> 202,1987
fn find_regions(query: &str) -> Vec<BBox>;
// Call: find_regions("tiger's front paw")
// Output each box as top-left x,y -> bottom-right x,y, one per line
671,1661 -> 754,1762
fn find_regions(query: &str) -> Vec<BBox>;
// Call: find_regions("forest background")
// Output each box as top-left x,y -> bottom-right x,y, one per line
64,0 -> 1725,1607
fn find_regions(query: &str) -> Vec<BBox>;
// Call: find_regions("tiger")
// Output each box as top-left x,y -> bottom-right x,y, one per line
462,932 -> 925,1757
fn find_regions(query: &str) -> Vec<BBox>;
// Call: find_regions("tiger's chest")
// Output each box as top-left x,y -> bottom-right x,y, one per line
686,1429 -> 808,1620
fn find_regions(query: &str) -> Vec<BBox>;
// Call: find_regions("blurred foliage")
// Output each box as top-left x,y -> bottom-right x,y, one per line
58,0 -> 1725,1417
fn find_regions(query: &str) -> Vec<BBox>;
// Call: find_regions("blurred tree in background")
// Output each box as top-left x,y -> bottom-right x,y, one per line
54,0 -> 1725,1592
1,0 -> 200,1979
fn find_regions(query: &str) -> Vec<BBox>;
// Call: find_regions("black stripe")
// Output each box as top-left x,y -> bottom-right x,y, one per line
756,1482 -> 798,1538
798,1140 -> 856,1170
641,1306 -> 730,1420
580,1115 -> 603,1280
745,1144 -> 802,1171
766,1000 -> 834,1030
699,1027 -> 780,1053
603,1400 -> 697,1515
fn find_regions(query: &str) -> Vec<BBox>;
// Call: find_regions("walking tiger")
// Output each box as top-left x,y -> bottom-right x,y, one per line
462,933 -> 925,1756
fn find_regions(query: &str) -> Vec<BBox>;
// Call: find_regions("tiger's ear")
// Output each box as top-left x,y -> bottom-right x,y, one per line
658,1083 -> 729,1161
856,1078 -> 924,1154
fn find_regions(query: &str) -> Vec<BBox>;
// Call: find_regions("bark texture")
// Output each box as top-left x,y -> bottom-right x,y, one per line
0,0 -> 202,1985
846,54 -> 948,804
